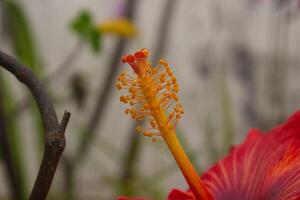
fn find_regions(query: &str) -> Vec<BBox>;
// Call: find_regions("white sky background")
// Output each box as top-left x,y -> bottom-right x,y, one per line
1,0 -> 300,199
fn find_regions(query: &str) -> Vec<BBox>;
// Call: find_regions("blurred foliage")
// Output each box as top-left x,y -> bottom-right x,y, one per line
0,73 -> 28,199
71,10 -> 102,52
4,0 -> 45,153
4,0 -> 42,74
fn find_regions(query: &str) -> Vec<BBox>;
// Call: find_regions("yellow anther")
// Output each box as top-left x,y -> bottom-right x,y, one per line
116,83 -> 122,90
117,74 -> 124,81
171,94 -> 178,101
143,132 -> 152,137
120,96 -> 128,103
121,79 -> 128,86
151,67 -> 158,74
136,126 -> 143,132
158,85 -> 163,90
159,74 -> 167,82
150,119 -> 157,128
131,93 -> 137,99
130,110 -> 139,119
159,59 -> 168,67
171,76 -> 177,83
166,85 -> 171,91
169,111 -> 175,119
129,87 -> 135,93
166,68 -> 173,76
173,87 -> 179,93
125,109 -> 130,115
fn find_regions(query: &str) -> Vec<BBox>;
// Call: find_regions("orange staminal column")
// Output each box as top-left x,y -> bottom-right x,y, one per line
117,49 -> 213,200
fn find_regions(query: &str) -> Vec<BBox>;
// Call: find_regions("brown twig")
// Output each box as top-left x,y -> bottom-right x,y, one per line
0,50 -> 71,200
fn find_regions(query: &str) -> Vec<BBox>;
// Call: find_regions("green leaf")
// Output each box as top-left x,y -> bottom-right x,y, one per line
90,29 -> 101,52
4,0 -> 43,74
71,10 -> 92,37
70,10 -> 101,53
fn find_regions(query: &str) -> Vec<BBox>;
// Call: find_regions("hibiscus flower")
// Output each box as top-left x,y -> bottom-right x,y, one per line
116,49 -> 300,200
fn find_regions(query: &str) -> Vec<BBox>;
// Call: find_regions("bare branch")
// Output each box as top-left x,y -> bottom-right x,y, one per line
30,112 -> 70,200
0,50 -> 71,200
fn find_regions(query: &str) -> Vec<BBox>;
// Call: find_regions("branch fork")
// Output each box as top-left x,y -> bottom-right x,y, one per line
0,50 -> 71,200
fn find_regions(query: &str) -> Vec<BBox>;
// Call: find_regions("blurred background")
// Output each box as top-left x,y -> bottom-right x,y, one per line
1,0 -> 300,199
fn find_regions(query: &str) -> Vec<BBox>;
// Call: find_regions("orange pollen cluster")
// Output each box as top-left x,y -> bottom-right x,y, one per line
116,48 -> 183,142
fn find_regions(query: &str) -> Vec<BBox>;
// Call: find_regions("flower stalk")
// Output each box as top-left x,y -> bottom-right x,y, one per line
117,49 -> 212,200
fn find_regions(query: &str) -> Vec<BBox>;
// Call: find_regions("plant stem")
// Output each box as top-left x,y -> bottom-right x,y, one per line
0,50 -> 71,200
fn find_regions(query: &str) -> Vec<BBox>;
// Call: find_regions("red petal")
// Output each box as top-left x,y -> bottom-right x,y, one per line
167,189 -> 195,200
202,111 -> 300,200
261,141 -> 300,199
